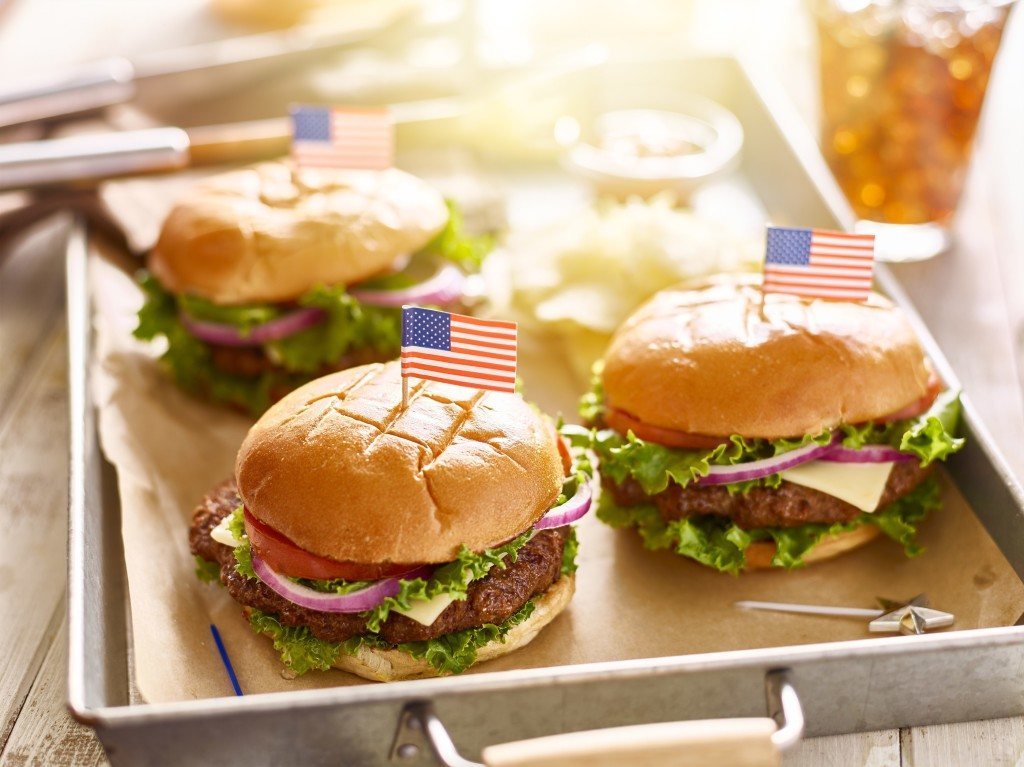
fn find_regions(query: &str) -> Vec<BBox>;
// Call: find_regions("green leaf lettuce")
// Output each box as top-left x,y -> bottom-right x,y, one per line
134,275 -> 402,414
561,526 -> 580,576
194,555 -> 221,584
248,600 -> 537,677
248,609 -> 343,675
575,370 -> 964,496
420,199 -> 494,272
581,427 -> 833,496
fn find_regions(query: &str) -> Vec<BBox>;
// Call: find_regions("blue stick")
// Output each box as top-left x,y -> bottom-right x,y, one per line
210,624 -> 243,696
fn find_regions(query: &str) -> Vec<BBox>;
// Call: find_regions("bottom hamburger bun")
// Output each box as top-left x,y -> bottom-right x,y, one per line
246,574 -> 576,683
743,525 -> 881,571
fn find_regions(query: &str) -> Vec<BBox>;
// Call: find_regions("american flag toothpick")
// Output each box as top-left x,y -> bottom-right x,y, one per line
400,306 -> 518,406
762,226 -> 876,301
289,104 -> 393,170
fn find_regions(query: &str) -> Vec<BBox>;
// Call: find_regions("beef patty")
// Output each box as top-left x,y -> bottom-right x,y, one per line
190,480 -> 567,645
607,460 -> 932,529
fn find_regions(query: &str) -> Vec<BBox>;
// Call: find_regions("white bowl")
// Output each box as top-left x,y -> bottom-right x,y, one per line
563,99 -> 744,202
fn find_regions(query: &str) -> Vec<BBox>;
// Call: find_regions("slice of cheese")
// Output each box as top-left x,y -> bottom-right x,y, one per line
779,460 -> 894,513
210,516 -> 240,548
394,593 -> 457,626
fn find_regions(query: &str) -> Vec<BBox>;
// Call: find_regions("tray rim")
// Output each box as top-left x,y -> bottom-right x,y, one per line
67,52 -> 1024,732
72,622 -> 1024,725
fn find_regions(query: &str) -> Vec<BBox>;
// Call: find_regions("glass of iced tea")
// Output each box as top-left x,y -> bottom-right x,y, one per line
814,0 -> 1015,260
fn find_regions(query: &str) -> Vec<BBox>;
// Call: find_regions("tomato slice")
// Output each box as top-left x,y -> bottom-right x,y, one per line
604,406 -> 729,449
875,371 -> 942,423
243,508 -> 420,581
605,370 -> 942,449
556,434 -> 573,474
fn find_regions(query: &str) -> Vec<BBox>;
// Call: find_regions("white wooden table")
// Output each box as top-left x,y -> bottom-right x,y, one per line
1,2 -> 1022,764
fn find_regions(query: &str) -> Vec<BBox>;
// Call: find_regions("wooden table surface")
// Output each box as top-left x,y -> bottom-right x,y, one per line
1,2 -> 1023,765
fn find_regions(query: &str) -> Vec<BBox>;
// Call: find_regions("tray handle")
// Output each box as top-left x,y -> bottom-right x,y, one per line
390,669 -> 803,767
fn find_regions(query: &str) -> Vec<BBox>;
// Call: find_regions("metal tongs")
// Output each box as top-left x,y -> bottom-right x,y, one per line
0,9 -> 420,190
0,12 -> 419,254
0,44 -> 605,192
0,14 -> 413,128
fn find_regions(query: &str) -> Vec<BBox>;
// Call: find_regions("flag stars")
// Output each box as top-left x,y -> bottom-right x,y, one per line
291,107 -> 332,142
402,307 -> 451,351
765,227 -> 813,266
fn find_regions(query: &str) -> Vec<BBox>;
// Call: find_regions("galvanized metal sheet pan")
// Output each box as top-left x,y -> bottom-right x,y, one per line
68,55 -> 1024,766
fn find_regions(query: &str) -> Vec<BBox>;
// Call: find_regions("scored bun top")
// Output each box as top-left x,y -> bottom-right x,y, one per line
235,361 -> 565,564
148,161 -> 449,305
602,273 -> 931,440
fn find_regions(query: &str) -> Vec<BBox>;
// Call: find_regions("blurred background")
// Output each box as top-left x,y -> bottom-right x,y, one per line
1,0 -> 1020,249
2,3 -> 1024,764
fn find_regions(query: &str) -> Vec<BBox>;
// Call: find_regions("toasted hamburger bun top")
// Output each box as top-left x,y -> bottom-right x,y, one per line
235,361 -> 564,564
148,161 -> 448,305
602,273 -> 931,440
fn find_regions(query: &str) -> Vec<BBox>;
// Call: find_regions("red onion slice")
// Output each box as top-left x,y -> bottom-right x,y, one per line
251,553 -> 432,614
182,307 -> 326,347
534,480 -> 592,530
349,263 -> 465,307
696,436 -> 916,486
821,445 -> 916,463
697,438 -> 837,486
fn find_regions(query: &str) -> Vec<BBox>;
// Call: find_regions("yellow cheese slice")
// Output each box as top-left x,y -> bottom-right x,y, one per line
779,460 -> 894,513
394,593 -> 457,626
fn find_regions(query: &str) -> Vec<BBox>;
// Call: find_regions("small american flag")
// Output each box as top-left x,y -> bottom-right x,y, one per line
763,226 -> 876,301
290,104 -> 393,170
401,307 -> 517,393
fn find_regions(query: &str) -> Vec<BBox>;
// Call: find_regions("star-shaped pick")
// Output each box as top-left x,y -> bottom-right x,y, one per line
868,594 -> 954,635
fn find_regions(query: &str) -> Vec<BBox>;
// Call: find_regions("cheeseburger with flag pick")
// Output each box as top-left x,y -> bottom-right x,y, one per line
190,361 -> 590,680
567,272 -> 964,572
135,111 -> 492,415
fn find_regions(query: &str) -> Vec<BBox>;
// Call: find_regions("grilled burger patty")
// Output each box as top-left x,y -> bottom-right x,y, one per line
606,460 -> 932,529
190,480 -> 567,644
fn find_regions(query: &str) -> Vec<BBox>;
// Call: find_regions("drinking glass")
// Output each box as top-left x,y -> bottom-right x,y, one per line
814,0 -> 1015,260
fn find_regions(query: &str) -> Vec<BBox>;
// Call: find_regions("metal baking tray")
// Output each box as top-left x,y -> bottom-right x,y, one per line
67,55 -> 1024,766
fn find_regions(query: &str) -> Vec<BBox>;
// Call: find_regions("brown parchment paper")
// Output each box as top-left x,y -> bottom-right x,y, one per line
90,240 -> 1024,705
